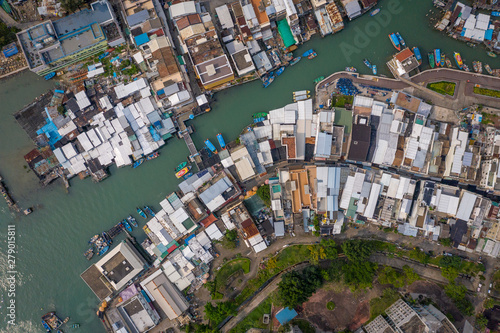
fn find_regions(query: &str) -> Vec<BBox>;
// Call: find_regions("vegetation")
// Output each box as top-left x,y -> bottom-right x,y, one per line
184,323 -> 215,333
222,229 -> 239,249
341,239 -> 374,262
378,265 -> 420,288
256,185 -> 271,207
278,266 -> 324,308
288,319 -> 316,333
229,295 -> 273,332
474,87 -> 500,99
341,240 -> 377,290
484,297 -> 499,309
326,301 -> 336,310
444,282 -> 474,316
0,22 -> 19,49
426,81 -> 456,96
475,314 -> 488,331
57,105 -> 66,116
482,112 -> 498,125
210,258 -> 250,299
60,0 -> 84,13
369,288 -> 400,320
204,301 -> 237,327
439,238 -> 452,247
331,95 -> 354,108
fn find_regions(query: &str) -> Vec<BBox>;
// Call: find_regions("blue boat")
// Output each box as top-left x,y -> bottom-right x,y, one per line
302,49 -> 314,57
289,57 -> 301,66
254,117 -> 266,123
183,172 -> 193,180
396,32 -> 406,48
217,133 -> 226,150
137,207 -> 147,219
127,215 -> 138,227
101,232 -> 112,245
144,206 -> 155,217
370,8 -> 380,16
42,321 -> 51,332
276,67 -> 285,76
372,65 -> 377,75
434,49 -> 441,67
132,158 -> 144,168
44,72 -> 55,80
122,219 -> 133,232
412,47 -> 422,64
388,33 -> 401,51
205,139 -> 218,154
98,245 -> 109,256
263,75 -> 275,88
363,59 -> 372,69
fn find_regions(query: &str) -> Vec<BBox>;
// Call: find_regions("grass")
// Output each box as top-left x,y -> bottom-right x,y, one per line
474,87 -> 500,98
369,288 -> 400,320
331,95 -> 354,108
326,301 -> 336,310
427,81 -> 456,96
481,112 -> 497,125
229,295 -> 273,333
212,258 -> 251,297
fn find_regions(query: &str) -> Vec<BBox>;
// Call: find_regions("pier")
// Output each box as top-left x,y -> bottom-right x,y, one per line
0,175 -> 20,212
177,112 -> 203,170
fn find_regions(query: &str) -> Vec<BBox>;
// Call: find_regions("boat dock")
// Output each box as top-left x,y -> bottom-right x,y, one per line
106,222 -> 124,238
177,113 -> 203,171
0,175 -> 20,212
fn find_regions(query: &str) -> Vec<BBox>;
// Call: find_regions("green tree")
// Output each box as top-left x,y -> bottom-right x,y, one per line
402,265 -> 419,285
378,266 -> 405,288
222,229 -> 238,249
204,301 -> 236,326
342,260 -> 377,290
320,239 -> 338,259
484,297 -> 498,309
308,245 -> 326,264
444,282 -> 467,300
257,185 -> 271,206
409,248 -> 430,264
439,238 -> 452,247
60,0 -> 84,13
0,22 -> 19,49
439,256 -> 463,270
475,314 -> 488,331
441,267 -> 459,282
278,266 -> 324,308
341,240 -> 374,262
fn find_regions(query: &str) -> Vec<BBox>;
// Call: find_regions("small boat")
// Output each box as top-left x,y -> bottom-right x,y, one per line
487,51 -> 497,58
132,158 -> 144,168
434,49 -> 441,67
314,76 -> 325,84
363,58 -> 372,69
84,248 -> 94,260
23,207 -> 33,215
101,232 -> 112,245
307,52 -> 317,59
146,152 -> 159,160
293,90 -> 310,96
254,117 -> 266,123
372,65 -> 377,75
445,58 -> 452,68
127,215 -> 138,227
485,64 -> 493,75
253,112 -> 268,118
388,33 -> 401,51
89,234 -> 99,244
412,47 -> 422,65
44,72 -> 56,80
183,172 -> 193,180
42,320 -> 51,333
98,245 -> 109,256
302,49 -> 314,57
70,324 -> 80,328
63,317 -> 70,324
42,312 -> 63,331
345,66 -> 357,72
122,219 -> 132,232
472,61 -> 482,74
290,57 -> 301,66
137,207 -> 147,219
454,52 -> 463,69
217,133 -> 226,150
276,67 -> 285,76
175,166 -> 191,178
175,162 -> 187,172
440,54 -> 445,67
144,206 -> 155,217
396,32 -> 406,48
467,42 -> 477,48
263,75 -> 275,88
463,64 -> 470,72
294,94 -> 310,102
370,8 -> 380,16
205,139 -> 218,154
428,52 -> 435,69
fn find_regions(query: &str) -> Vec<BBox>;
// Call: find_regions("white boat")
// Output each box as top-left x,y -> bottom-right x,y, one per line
293,90 -> 310,96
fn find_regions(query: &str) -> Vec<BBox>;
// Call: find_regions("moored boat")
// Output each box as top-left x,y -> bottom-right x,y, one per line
434,49 -> 441,67
445,58 -> 452,68
302,49 -> 314,57
127,215 -> 138,227
122,219 -> 132,232
42,312 -> 63,331
472,61 -> 482,73
293,90 -> 310,96
144,206 -> 155,217
146,152 -> 159,160
487,51 -> 497,58
363,58 -> 372,69
253,112 -> 268,118
307,52 -> 317,59
263,75 -> 275,88
276,66 -> 285,76
454,52 -> 463,69
463,63 -> 470,72
345,66 -> 357,72
44,72 -> 56,80
388,33 -> 401,51
137,207 -> 147,219
485,64 -> 493,75
175,162 -> 187,172
396,32 -> 406,48
183,172 -> 193,180
217,133 -> 226,150
412,47 -> 422,65
71,323 -> 80,328
440,54 -> 445,67
205,139 -> 218,154
372,65 -> 377,75
428,52 -> 435,68
294,94 -> 310,102
84,248 -> 94,260
98,245 -> 109,256
132,158 -> 144,168
370,8 -> 380,16
290,57 -> 301,66
175,166 -> 191,178
314,76 -> 325,84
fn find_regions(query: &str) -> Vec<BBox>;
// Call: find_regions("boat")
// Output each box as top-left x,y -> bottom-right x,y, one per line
63,317 -> 70,324
175,166 -> 191,178
217,133 -> 226,150
467,42 -> 477,48
302,49 -> 314,57
314,76 -> 325,84
412,47 -> 422,65
487,51 -> 497,58
428,52 -> 435,69
307,52 -> 317,59
23,207 -> 33,215
345,66 -> 357,72
290,57 -> 301,66
183,172 -> 193,180
440,54 -> 445,67
463,64 -> 470,72
396,32 -> 406,48
253,112 -> 268,118
263,75 -> 275,88
372,65 -> 377,75
127,215 -> 138,227
144,206 -> 155,217
70,324 -> 80,328
42,312 -> 63,331
132,158 -> 144,168
44,72 -> 56,80
370,8 -> 380,16
485,64 -> 493,75
137,207 -> 147,219
445,58 -> 452,68
42,320 -> 51,333
175,162 -> 187,172
205,139 -> 218,154
84,248 -> 94,260
98,245 -> 109,256
454,52 -> 463,69
276,67 -> 285,76
363,58 -> 372,69
122,219 -> 132,232
434,49 -> 441,67
388,33 -> 401,51
101,232 -> 112,245
294,94 -> 310,102
254,117 -> 266,123
146,152 -> 159,160
472,61 -> 483,74
293,90 -> 310,96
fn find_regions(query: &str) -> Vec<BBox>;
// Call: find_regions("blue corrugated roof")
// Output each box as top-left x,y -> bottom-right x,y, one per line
134,33 -> 149,46
126,9 -> 149,27
485,29 -> 493,40
275,307 -> 297,325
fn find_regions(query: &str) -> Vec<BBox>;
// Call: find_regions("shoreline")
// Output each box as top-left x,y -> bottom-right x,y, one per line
0,66 -> 28,80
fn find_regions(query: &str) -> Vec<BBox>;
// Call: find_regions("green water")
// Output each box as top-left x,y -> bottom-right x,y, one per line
0,1 -> 498,332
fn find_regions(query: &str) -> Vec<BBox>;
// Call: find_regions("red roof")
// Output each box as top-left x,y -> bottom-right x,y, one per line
200,213 -> 217,227
395,48 -> 414,62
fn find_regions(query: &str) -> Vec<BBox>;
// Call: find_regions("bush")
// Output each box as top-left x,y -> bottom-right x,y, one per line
257,185 -> 271,207
427,81 -> 456,96
326,301 -> 336,310
278,266 -> 324,308
474,87 -> 500,98
222,229 -> 239,249
205,301 -> 237,326
439,238 -> 452,247
369,288 -> 400,320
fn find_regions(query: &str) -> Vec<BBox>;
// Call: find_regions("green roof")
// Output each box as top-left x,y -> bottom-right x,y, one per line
277,20 -> 296,48
335,108 -> 353,134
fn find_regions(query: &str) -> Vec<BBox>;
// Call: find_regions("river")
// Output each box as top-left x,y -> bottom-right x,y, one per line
0,0 -> 498,332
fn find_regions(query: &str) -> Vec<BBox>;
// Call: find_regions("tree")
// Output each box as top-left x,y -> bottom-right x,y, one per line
402,265 -> 420,285
0,22 -> 19,49
204,301 -> 236,326
439,256 -> 463,270
222,229 -> 238,249
60,0 -> 84,13
444,282 -> 467,300
409,248 -> 430,264
342,260 -> 377,290
320,239 -> 338,259
341,240 -> 374,262
308,245 -> 326,264
257,185 -> 271,206
475,314 -> 488,331
278,266 -> 324,308
378,266 -> 405,288
484,297 -> 498,309
439,238 -> 452,247
441,267 -> 459,282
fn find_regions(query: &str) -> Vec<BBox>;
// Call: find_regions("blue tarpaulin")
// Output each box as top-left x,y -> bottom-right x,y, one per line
149,126 -> 161,141
36,119 -> 62,149
134,33 -> 149,46
2,43 -> 18,58
485,29 -> 493,41
275,308 -> 298,325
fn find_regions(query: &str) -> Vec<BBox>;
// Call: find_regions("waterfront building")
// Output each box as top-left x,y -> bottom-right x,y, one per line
17,1 -> 124,76
386,48 -> 420,78
341,0 -> 362,20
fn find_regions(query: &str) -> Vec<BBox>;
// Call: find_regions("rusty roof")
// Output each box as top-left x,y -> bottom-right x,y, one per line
241,218 -> 259,238
395,48 -> 414,62
282,137 -> 296,159
176,13 -> 202,30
